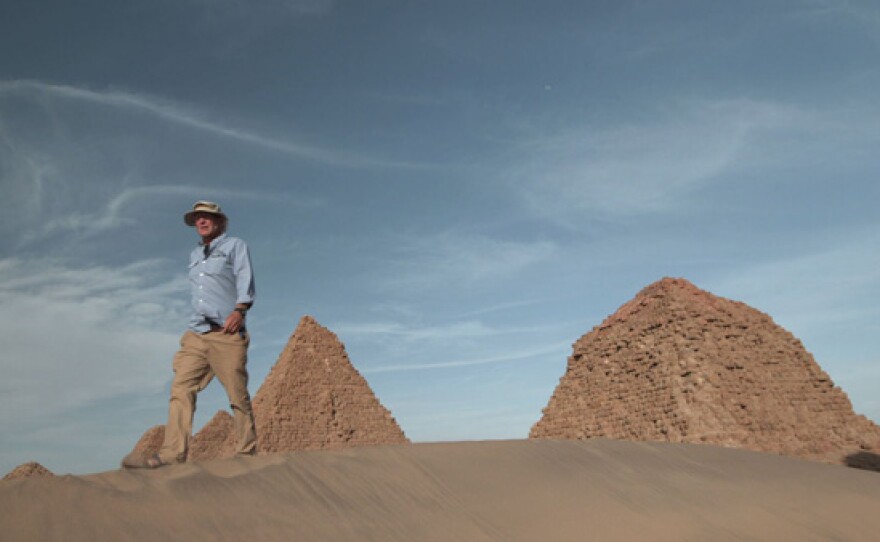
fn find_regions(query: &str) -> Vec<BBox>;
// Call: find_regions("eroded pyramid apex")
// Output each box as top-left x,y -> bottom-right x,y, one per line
3,462 -> 54,481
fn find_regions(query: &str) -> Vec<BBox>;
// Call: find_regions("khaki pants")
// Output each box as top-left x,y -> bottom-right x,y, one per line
159,330 -> 257,463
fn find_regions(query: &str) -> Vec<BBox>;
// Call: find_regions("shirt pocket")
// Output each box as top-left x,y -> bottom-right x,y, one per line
203,254 -> 228,275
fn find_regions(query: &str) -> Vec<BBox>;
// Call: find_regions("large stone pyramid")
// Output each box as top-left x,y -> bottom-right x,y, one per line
530,277 -> 880,464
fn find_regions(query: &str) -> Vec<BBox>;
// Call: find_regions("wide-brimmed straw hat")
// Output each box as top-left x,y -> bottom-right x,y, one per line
184,201 -> 228,226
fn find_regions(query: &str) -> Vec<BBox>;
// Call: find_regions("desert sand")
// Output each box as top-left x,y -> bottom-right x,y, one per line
2,439 -> 879,541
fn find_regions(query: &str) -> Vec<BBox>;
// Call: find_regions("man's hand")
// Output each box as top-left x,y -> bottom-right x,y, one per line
223,310 -> 245,334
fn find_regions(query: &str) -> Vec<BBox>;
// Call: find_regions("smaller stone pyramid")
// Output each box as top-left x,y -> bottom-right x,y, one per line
252,315 -> 409,453
530,277 -> 880,464
3,462 -> 54,481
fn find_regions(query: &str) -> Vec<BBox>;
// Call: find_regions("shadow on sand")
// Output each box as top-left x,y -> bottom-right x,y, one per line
846,451 -> 880,473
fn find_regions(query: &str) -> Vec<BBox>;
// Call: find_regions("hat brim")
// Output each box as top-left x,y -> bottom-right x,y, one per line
184,210 -> 227,226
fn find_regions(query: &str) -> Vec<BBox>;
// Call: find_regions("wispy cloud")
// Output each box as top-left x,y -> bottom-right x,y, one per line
186,0 -> 335,16
0,116 -> 62,237
0,257 -> 188,463
453,298 -> 550,318
279,0 -> 335,14
1,99 -> 326,247
0,80 -> 422,169
707,231 -> 880,334
512,99 -> 804,223
797,0 -> 880,33
28,184 -> 294,243
362,340 -> 570,373
0,256 -> 192,476
336,319 -> 557,343
28,184 -> 202,241
377,231 -> 557,291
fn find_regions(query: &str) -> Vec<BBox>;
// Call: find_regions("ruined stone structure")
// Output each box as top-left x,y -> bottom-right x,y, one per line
126,412 -> 232,463
128,424 -> 164,460
530,278 -> 880,464
3,462 -> 54,481
188,410 -> 235,461
125,413 -> 235,463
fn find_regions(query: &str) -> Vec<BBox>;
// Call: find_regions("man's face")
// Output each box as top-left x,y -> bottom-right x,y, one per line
194,213 -> 222,240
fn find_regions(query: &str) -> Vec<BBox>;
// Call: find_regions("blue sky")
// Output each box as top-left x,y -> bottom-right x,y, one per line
1,0 -> 878,475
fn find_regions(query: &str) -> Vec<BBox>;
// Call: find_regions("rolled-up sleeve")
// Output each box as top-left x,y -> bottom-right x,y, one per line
232,240 -> 256,305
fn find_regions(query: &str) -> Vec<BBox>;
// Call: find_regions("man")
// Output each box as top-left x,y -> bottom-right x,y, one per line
123,201 -> 257,468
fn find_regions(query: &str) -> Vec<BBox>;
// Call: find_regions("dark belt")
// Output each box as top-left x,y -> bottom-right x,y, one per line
205,321 -> 246,334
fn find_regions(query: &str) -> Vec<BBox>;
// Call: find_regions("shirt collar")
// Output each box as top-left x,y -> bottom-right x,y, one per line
200,232 -> 228,248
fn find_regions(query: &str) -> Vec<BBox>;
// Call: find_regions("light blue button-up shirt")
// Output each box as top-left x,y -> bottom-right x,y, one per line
187,233 -> 255,333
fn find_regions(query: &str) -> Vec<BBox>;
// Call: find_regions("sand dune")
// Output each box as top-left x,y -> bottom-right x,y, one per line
2,439 -> 879,541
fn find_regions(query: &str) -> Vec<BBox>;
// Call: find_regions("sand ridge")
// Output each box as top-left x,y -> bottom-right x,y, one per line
2,439 -> 879,541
